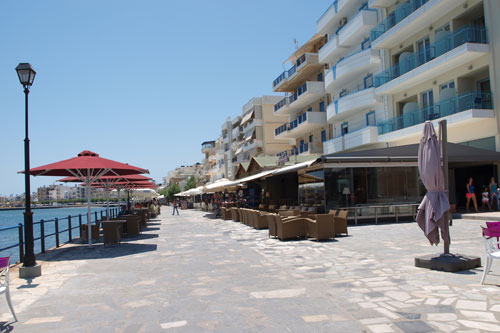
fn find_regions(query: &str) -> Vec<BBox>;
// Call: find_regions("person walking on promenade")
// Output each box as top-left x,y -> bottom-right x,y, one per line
172,198 -> 179,215
466,177 -> 479,213
481,186 -> 492,211
489,177 -> 499,210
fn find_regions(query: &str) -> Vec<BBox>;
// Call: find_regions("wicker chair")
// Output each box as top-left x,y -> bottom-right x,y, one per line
222,207 -> 232,220
334,210 -> 348,236
240,208 -> 247,225
306,214 -> 335,241
329,209 -> 338,216
230,207 -> 240,222
266,214 -> 278,238
275,216 -> 307,241
278,209 -> 301,218
254,211 -> 269,229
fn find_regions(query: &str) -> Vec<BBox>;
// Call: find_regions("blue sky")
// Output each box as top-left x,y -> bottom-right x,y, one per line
0,0 -> 331,195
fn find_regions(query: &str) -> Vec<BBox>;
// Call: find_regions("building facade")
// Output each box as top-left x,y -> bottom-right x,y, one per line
318,0 -> 498,156
272,34 -> 331,158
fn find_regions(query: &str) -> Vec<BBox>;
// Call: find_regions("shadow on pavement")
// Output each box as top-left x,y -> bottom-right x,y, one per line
39,242 -> 158,261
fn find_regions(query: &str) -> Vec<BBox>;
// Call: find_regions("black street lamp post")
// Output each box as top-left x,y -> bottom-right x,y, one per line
15,63 -> 37,271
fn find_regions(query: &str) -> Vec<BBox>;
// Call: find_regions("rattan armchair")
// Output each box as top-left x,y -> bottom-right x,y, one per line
275,216 -> 307,241
334,210 -> 348,236
306,214 -> 334,240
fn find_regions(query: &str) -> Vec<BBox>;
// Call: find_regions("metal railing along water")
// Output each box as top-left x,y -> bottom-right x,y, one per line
374,26 -> 487,87
0,207 -> 120,263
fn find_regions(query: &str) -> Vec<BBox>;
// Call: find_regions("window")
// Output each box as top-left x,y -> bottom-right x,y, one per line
416,36 -> 431,64
309,135 -> 313,143
319,101 -> 325,112
341,122 -> 348,136
307,107 -> 312,112
421,89 -> 434,108
421,89 -> 435,119
321,130 -> 327,142
364,74 -> 373,89
435,23 -> 450,34
361,38 -> 371,50
318,72 -> 323,82
366,111 -> 376,126
440,81 -> 455,91
339,89 -> 348,97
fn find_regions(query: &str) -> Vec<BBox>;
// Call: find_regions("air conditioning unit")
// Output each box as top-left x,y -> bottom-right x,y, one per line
339,17 -> 347,27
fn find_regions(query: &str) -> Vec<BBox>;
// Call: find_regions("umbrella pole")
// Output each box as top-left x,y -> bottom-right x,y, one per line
86,179 -> 92,248
439,120 -> 450,255
106,184 -> 110,220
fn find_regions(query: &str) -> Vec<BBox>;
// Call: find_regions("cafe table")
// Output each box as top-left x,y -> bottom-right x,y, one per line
102,220 -> 126,245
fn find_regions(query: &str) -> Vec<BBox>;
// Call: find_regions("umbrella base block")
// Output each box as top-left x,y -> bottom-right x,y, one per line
19,264 -> 42,278
415,253 -> 481,272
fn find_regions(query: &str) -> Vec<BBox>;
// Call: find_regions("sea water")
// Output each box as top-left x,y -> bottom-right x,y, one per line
0,207 -> 110,263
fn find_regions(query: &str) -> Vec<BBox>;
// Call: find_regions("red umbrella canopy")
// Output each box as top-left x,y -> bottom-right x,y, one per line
70,180 -> 157,189
58,174 -> 153,184
26,150 -> 149,178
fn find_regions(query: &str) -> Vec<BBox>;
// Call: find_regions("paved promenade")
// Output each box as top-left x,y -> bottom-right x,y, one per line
1,209 -> 500,332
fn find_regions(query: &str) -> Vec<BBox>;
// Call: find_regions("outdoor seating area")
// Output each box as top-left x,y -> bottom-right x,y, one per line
80,206 -> 156,246
220,206 -> 349,242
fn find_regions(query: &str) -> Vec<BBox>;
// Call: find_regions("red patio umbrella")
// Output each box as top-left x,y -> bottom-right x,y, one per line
58,175 -> 153,218
25,150 -> 148,247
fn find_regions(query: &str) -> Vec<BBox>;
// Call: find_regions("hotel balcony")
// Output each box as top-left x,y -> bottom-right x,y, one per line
274,122 -> 292,139
242,97 -> 261,114
243,139 -> 263,153
375,26 -> 488,95
272,53 -> 323,92
242,119 -> 263,134
377,91 -> 494,141
325,48 -> 381,93
201,141 -> 216,154
288,111 -> 327,137
323,126 -> 379,154
371,0 -> 398,7
327,88 -> 379,123
317,0 -> 365,34
232,126 -> 242,140
274,81 -> 326,115
370,0 -> 464,49
319,9 -> 378,65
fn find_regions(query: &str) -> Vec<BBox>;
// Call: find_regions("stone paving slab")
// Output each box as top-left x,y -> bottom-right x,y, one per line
1,209 -> 499,332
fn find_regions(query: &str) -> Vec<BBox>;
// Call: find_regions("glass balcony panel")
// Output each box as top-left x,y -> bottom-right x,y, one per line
377,91 -> 493,135
374,26 -> 487,88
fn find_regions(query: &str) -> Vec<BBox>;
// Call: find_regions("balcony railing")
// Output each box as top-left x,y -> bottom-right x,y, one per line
274,96 -> 289,112
202,143 -> 215,149
377,91 -> 493,135
374,26 -> 487,87
289,112 -> 308,130
290,82 -> 308,103
275,123 -> 289,136
370,0 -> 429,41
272,54 -> 308,88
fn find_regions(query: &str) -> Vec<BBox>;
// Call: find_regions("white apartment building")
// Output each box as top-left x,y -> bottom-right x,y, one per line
318,0 -> 383,154
371,0 -> 496,150
319,0 -> 498,155
272,34 -> 331,158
